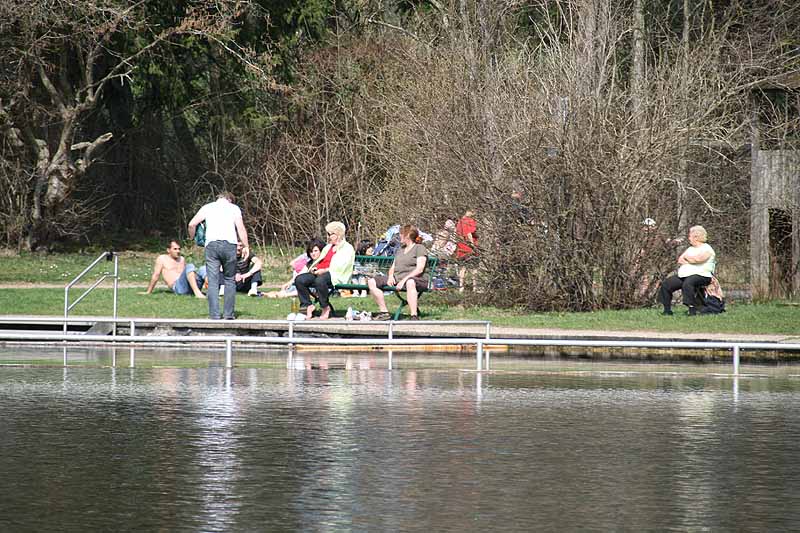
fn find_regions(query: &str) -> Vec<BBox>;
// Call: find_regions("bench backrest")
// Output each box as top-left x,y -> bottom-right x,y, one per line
353,254 -> 439,290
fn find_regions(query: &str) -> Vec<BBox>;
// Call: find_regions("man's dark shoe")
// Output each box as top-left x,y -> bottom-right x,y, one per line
661,309 -> 673,316
408,315 -> 420,321
373,312 -> 392,321
687,306 -> 697,316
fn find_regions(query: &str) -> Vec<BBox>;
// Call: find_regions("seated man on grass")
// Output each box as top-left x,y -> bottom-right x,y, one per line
234,240 -> 264,296
142,240 -> 207,298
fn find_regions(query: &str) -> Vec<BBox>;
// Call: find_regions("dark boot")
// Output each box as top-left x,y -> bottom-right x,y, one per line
688,306 -> 697,316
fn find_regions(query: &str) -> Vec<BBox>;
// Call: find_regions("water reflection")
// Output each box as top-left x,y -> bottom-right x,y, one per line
2,367 -> 800,530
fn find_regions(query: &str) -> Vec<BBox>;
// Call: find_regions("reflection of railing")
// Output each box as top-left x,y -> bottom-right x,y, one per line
63,252 -> 119,336
2,320 -> 800,375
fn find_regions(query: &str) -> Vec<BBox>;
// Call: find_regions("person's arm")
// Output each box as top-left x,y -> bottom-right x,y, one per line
236,256 -> 262,282
187,207 -> 205,239
386,262 -> 397,286
142,257 -> 163,294
681,246 -> 712,264
234,214 -> 249,261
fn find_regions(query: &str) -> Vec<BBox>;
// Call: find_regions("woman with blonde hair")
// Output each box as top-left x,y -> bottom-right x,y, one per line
657,225 -> 716,316
295,221 -> 355,320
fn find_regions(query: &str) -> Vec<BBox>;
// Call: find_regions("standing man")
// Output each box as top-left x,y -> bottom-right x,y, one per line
188,192 -> 249,320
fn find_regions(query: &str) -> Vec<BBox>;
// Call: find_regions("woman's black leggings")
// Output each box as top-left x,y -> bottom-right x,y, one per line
295,271 -> 333,309
658,274 -> 711,311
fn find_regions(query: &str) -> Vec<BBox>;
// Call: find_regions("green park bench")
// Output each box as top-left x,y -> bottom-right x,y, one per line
334,254 -> 439,320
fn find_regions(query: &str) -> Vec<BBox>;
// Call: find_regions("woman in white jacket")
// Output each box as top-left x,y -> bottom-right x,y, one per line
295,221 -> 355,320
657,225 -> 716,316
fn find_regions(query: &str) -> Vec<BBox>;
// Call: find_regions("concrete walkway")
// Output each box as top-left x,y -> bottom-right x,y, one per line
0,314 -> 796,344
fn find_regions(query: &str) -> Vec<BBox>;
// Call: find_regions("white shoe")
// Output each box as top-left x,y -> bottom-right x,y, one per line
218,286 -> 225,296
286,313 -> 296,321
248,287 -> 258,297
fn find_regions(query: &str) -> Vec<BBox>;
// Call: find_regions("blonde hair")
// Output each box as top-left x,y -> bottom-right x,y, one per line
689,225 -> 707,243
325,221 -> 346,239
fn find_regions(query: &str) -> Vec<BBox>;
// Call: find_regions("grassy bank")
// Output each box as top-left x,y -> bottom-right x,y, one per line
1,286 -> 799,335
1,248 -> 799,336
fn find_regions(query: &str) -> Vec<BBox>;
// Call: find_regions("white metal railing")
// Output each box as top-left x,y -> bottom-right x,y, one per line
63,252 -> 119,336
1,331 -> 800,375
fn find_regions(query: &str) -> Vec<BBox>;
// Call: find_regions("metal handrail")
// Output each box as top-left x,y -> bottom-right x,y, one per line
63,252 -> 119,336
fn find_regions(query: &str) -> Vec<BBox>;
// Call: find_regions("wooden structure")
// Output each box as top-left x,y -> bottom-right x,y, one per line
750,74 -> 800,300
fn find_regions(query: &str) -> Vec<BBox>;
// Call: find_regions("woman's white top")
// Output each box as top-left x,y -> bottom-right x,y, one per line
678,243 -> 715,278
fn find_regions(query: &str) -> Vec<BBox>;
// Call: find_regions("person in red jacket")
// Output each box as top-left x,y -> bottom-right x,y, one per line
456,209 -> 478,292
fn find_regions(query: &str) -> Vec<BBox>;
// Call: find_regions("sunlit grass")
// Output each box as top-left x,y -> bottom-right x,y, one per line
1,286 -> 799,335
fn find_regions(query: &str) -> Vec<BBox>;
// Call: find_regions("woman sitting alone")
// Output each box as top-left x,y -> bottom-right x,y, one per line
657,225 -> 716,316
263,238 -> 324,298
295,221 -> 355,320
368,224 -> 429,321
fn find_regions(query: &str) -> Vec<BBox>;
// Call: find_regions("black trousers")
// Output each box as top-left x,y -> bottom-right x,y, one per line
295,272 -> 333,309
658,274 -> 711,311
235,271 -> 262,292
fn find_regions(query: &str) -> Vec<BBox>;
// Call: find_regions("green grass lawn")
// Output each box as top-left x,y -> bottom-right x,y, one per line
1,286 -> 799,336
1,249 -> 799,336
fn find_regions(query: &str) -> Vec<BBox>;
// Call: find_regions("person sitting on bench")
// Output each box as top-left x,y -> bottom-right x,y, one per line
368,224 -> 429,321
657,225 -> 716,316
295,221 -> 355,320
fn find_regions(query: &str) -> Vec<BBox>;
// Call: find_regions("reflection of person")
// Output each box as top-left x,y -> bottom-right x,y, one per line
188,191 -> 250,320
456,209 -> 478,292
264,239 -> 324,299
142,240 -> 207,298
368,225 -> 429,321
234,241 -> 263,296
657,225 -> 716,316
295,222 -> 355,320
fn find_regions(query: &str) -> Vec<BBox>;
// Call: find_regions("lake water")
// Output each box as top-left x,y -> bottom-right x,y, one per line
2,360 -> 800,531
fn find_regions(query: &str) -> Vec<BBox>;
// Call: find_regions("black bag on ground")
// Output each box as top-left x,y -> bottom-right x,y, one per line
700,295 -> 725,314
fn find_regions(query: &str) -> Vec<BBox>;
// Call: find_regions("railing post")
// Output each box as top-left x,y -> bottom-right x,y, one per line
63,286 -> 69,336
112,253 -> 118,336
388,322 -> 394,340
733,345 -> 740,375
226,338 -> 233,368
485,322 -> 491,340
127,320 -> 135,370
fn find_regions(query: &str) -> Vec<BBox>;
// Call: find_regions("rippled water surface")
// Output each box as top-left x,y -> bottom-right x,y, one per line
2,365 -> 800,531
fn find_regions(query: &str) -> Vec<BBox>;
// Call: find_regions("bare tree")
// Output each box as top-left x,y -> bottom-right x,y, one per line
0,0 -> 252,249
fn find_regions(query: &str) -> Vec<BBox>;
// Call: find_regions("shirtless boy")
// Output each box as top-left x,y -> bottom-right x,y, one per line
142,240 -> 207,298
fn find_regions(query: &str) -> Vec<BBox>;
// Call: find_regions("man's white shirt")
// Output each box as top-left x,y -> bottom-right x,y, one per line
198,199 -> 241,244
